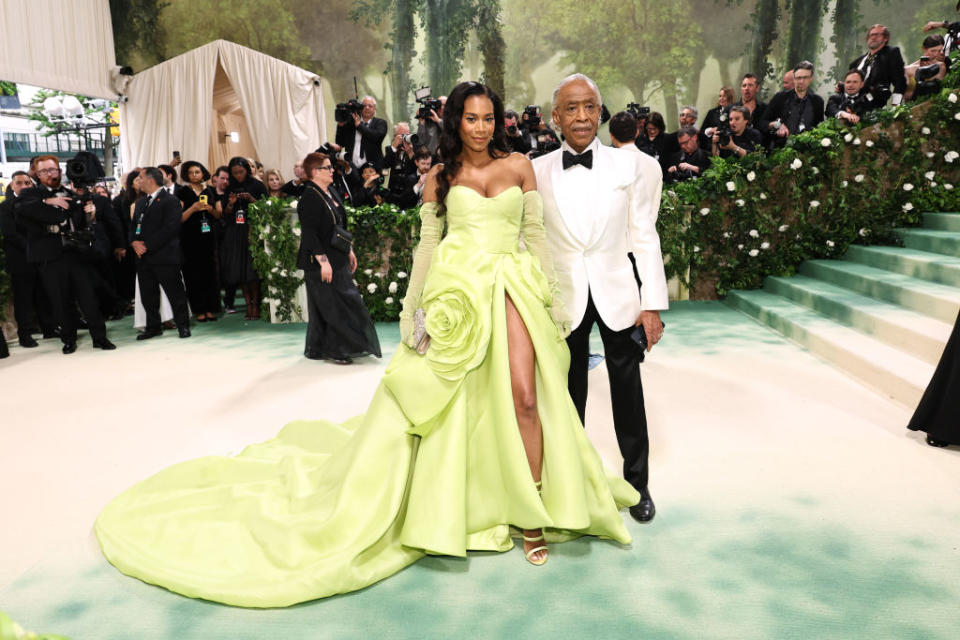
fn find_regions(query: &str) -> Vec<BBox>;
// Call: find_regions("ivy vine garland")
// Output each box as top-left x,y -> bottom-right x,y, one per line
249,195 -> 304,322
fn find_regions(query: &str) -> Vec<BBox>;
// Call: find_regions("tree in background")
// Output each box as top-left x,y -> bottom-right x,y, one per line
501,0 -> 554,108
831,0 -> 861,83
421,0 -> 476,95
784,0 -> 828,69
745,0 -> 781,91
684,0 -> 754,108
109,0 -> 167,70
475,0 -> 506,98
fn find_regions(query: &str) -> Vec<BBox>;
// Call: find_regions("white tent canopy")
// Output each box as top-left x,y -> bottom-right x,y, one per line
120,40 -> 327,176
0,0 -> 117,99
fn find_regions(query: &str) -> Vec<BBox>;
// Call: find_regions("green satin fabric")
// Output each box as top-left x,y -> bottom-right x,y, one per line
95,185 -> 640,608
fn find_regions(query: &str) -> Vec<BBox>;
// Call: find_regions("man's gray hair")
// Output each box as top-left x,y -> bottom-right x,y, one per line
552,73 -> 603,107
394,121 -> 410,133
681,105 -> 698,119
362,95 -> 377,106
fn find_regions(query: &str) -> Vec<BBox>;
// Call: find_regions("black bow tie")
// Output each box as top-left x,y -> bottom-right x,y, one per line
562,149 -> 593,170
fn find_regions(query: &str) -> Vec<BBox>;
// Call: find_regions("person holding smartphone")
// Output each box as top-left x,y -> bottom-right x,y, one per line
179,161 -> 221,321
221,157 -> 267,320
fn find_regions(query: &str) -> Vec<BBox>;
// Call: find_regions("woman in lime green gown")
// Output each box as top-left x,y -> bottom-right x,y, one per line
95,82 -> 639,608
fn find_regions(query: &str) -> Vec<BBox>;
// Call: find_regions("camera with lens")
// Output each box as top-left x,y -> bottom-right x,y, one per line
506,123 -> 519,136
334,98 -> 363,124
527,131 -> 561,160
416,99 -> 442,121
915,62 -> 943,99
401,133 -> 420,146
716,124 -> 732,147
626,103 -> 651,120
523,105 -> 542,128
66,151 -> 105,196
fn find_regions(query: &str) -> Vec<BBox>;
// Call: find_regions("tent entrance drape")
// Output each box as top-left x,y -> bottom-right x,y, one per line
209,60 -> 257,171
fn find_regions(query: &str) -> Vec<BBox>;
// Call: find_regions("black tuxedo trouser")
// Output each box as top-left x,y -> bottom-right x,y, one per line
566,291 -> 650,491
11,267 -> 57,340
38,256 -> 107,343
137,262 -> 190,332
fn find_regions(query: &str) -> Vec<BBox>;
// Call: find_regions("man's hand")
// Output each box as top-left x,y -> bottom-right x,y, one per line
352,112 -> 362,127
84,201 -> 96,218
169,157 -> 182,167
349,249 -> 358,273
777,124 -> 789,138
113,247 -> 127,261
839,110 -> 860,124
131,240 -> 147,257
635,310 -> 664,352
667,165 -> 678,174
678,162 -> 699,174
924,21 -> 945,32
429,109 -> 441,125
45,196 -> 72,209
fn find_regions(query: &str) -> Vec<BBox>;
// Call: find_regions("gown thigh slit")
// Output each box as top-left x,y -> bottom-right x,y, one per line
95,185 -> 639,608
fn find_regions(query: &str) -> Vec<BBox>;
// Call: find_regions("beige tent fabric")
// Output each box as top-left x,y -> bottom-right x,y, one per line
120,40 -> 326,176
0,0 -> 118,98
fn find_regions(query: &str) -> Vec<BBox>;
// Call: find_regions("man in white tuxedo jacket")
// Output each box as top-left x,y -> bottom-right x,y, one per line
533,74 -> 668,523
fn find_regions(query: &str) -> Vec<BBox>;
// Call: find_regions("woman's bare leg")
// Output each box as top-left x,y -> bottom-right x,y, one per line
505,294 -> 546,563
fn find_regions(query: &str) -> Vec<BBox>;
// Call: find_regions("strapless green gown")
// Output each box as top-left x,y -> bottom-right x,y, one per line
95,185 -> 640,608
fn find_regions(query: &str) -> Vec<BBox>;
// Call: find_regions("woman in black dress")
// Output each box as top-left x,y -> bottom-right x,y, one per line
221,157 -> 267,320
179,161 -> 221,322
296,152 -> 381,364
908,310 -> 960,447
636,111 -> 668,163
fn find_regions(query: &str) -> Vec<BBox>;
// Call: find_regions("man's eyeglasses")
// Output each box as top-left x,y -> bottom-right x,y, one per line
37,168 -> 61,175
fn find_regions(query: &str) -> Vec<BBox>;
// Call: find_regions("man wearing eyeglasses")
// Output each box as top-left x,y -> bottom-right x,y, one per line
849,24 -> 906,107
16,155 -> 116,353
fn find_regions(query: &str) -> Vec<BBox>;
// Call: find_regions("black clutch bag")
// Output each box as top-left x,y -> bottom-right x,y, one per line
61,229 -> 99,262
330,225 -> 353,253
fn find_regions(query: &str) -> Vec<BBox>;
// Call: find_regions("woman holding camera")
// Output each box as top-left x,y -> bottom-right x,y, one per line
220,157 -> 266,320
636,111 -> 668,162
179,161 -> 220,322
296,152 -> 380,363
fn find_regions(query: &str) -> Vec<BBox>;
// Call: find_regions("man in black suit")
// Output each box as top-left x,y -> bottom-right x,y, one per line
1,171 -> 58,347
849,24 -> 906,107
663,126 -> 710,182
17,156 -> 115,353
334,96 -> 387,172
760,61 -> 825,150
130,167 -> 191,340
728,73 -> 768,131
826,69 -> 878,125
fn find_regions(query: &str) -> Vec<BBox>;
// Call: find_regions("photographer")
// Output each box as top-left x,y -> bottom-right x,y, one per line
352,162 -> 386,207
924,2 -> 960,56
521,105 -> 560,158
760,61 -> 824,150
826,69 -> 877,125
662,106 -> 698,156
415,95 -> 446,156
384,122 -> 418,181
663,126 -> 710,183
17,155 -> 115,353
700,87 -> 733,150
636,111 -> 668,162
334,96 -> 387,171
388,148 -> 433,210
849,24 -> 906,107
905,35 -> 949,101
504,110 -> 531,154
712,106 -> 763,159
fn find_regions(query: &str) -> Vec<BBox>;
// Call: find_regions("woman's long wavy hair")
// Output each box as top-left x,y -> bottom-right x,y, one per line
435,81 -> 511,215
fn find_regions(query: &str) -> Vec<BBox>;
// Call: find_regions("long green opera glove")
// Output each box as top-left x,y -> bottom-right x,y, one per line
399,201 -> 443,347
520,190 -> 571,337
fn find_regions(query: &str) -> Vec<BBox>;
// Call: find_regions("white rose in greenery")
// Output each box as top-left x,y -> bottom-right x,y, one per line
865,140 -> 874,147
955,112 -> 960,121
811,166 -> 819,175
809,200 -> 820,209
723,232 -> 732,238
364,268 -> 373,276
388,281 -> 398,294
271,267 -> 279,273
700,207 -> 710,216
376,272 -> 384,278
367,283 -> 377,293
748,249 -> 759,257
932,182 -> 938,187
759,193 -> 767,200
820,138 -> 831,147
263,224 -> 271,234
280,270 -> 288,277
397,271 -> 408,279
293,227 -> 301,236
950,93 -> 958,103
749,229 -> 759,238
737,244 -> 744,250
903,183 -> 914,192
859,228 -> 870,237
854,174 -> 865,183
902,202 -> 914,212
843,133 -> 853,143
826,240 -> 835,248
760,241 -> 770,250
853,138 -> 861,145
725,181 -> 736,192
693,246 -> 701,253
779,225 -> 789,232
922,127 -> 932,135
736,199 -> 745,207
290,200 -> 298,208
945,151 -> 959,163
926,151 -> 936,158
925,171 -> 936,180
385,297 -> 394,305
946,184 -> 955,190
746,171 -> 756,182
841,180 -> 848,188
790,158 -> 802,170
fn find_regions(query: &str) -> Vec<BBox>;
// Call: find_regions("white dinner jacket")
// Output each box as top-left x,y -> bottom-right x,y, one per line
533,138 -> 668,332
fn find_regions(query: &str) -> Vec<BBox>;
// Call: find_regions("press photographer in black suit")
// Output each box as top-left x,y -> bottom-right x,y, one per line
711,106 -> 763,159
130,167 -> 191,340
17,155 -> 115,353
826,69 -> 877,125
849,24 -> 906,107
761,61 -> 824,150
334,96 -> 388,171
0,171 -> 57,347
663,126 -> 710,183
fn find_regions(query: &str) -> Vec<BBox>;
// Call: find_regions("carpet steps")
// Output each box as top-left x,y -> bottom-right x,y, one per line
725,211 -> 960,405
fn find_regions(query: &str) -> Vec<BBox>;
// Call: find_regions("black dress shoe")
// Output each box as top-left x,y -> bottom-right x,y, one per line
42,329 -> 60,339
93,338 -> 117,350
304,351 -> 322,360
137,329 -> 163,341
331,357 -> 353,365
62,342 -> 78,354
178,327 -> 192,339
926,435 -> 950,448
19,337 -> 39,348
629,490 -> 656,523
